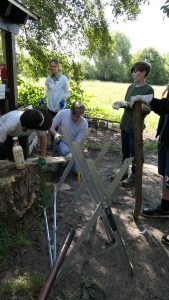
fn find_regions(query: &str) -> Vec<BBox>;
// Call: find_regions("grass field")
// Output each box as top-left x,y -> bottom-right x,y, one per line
81,80 -> 165,129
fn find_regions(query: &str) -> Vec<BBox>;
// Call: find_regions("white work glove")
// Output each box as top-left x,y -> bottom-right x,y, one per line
54,133 -> 62,144
130,94 -> 153,108
112,101 -> 129,110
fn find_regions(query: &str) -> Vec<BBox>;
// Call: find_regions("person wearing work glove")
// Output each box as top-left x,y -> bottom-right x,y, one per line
50,101 -> 88,174
0,108 -> 52,167
40,59 -> 70,118
129,94 -> 154,108
111,61 -> 154,187
129,94 -> 169,246
39,98 -> 45,107
112,101 -> 130,110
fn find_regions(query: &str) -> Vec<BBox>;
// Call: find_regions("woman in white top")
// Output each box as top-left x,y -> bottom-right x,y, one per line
40,59 -> 70,117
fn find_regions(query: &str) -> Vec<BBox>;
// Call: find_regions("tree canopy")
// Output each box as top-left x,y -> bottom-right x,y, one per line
132,48 -> 168,85
20,0 -> 148,57
81,31 -> 132,82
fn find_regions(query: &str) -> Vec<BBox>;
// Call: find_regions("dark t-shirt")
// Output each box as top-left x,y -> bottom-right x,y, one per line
120,83 -> 154,133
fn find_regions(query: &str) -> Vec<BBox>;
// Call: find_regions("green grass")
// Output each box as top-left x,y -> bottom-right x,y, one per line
144,141 -> 158,153
85,143 -> 103,151
81,80 -> 164,129
0,273 -> 44,298
0,224 -> 31,261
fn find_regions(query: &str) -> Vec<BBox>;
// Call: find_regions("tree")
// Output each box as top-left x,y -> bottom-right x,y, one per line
132,48 -> 169,85
19,0 -> 148,59
82,31 -> 132,82
161,1 -> 169,17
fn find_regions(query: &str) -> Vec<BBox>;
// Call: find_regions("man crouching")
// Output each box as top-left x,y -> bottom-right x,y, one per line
50,101 -> 88,173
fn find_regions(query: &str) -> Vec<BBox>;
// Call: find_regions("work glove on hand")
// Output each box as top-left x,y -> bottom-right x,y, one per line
112,101 -> 129,110
38,157 -> 47,167
54,133 -> 62,144
130,94 -> 153,108
59,99 -> 65,109
39,98 -> 44,106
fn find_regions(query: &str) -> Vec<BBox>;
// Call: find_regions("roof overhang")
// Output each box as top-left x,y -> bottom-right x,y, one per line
0,0 -> 39,33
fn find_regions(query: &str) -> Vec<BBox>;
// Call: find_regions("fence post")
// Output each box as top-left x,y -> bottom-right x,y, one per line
133,102 -> 143,219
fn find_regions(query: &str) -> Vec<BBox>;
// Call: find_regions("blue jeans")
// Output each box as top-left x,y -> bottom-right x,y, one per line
121,131 -> 135,175
53,141 -> 78,174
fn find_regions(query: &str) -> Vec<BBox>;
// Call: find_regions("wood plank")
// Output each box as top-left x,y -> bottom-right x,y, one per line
133,102 -> 143,219
0,156 -> 66,169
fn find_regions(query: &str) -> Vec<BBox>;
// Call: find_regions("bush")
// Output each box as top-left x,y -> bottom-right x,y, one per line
17,78 -> 114,120
17,79 -> 92,113
18,80 -> 44,108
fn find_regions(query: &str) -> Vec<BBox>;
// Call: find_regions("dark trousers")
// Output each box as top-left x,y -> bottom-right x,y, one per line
121,131 -> 136,175
0,136 -> 29,161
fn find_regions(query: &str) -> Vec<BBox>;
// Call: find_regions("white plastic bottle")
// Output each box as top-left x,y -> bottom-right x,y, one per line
12,137 -> 25,169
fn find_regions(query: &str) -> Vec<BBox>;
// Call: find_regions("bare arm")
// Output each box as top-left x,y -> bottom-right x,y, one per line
161,85 -> 169,98
49,127 -> 57,137
39,135 -> 47,157
49,112 -> 62,137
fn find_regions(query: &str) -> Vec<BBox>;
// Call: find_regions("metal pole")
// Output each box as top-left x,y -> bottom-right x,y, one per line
39,228 -> 75,300
133,102 -> 143,219
43,207 -> 53,268
53,185 -> 57,262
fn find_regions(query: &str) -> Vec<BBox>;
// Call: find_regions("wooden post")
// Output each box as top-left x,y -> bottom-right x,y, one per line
133,102 -> 143,219
4,31 -> 18,110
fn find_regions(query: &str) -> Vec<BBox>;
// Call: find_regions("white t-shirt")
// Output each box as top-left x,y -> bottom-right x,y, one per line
45,75 -> 70,112
52,109 -> 88,142
0,110 -> 45,143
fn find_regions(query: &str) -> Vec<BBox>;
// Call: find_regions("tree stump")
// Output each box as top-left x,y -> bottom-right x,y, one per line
0,156 -> 67,225
0,164 -> 40,223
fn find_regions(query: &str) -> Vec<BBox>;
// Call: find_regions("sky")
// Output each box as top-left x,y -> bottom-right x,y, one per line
106,0 -> 169,54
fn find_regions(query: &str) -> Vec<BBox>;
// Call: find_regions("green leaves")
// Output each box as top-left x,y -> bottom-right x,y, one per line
19,0 -> 148,58
161,0 -> 169,17
132,48 -> 169,85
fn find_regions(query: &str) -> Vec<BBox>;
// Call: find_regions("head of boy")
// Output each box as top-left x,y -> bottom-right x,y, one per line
50,59 -> 59,75
71,101 -> 86,122
131,61 -> 151,84
20,109 -> 52,131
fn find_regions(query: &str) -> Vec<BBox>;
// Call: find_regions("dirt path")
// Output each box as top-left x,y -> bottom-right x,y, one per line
0,128 -> 169,300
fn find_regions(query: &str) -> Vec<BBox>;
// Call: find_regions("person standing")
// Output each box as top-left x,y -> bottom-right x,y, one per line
40,59 -> 70,117
112,61 -> 154,187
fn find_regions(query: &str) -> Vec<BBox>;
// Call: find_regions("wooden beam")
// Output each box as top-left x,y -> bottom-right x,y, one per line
0,16 -> 19,34
133,102 -> 143,219
8,0 -> 39,21
4,31 -> 18,110
0,156 -> 67,169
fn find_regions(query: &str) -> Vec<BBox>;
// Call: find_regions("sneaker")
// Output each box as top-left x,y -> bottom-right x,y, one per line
122,174 -> 135,187
162,234 -> 169,245
141,205 -> 169,218
111,172 -> 128,182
